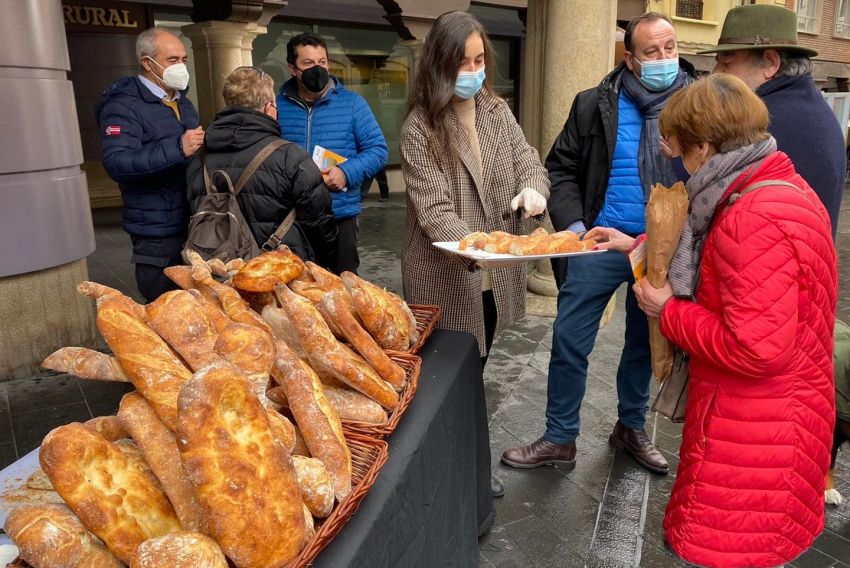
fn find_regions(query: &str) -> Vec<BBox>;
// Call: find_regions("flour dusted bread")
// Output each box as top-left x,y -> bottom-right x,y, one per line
145,290 -> 221,372
267,384 -> 388,425
3,504 -> 122,568
130,532 -> 227,568
271,339 -> 352,500
177,364 -> 307,567
232,246 -> 305,292
320,291 -> 406,389
341,272 -> 416,351
118,392 -> 207,532
94,294 -> 193,431
291,455 -> 335,518
41,347 -> 131,382
214,322 -> 276,409
39,423 -> 180,563
85,415 -> 130,442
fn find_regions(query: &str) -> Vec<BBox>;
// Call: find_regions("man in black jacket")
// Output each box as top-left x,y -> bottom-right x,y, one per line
186,67 -> 338,267
502,13 -> 694,475
96,27 -> 204,302
702,4 -> 846,239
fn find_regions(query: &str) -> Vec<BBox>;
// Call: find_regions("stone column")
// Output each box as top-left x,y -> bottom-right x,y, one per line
181,21 -> 266,126
522,0 -> 616,313
0,0 -> 97,380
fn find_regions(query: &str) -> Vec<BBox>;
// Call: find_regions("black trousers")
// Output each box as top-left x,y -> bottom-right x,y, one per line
130,234 -> 185,302
333,216 -> 360,275
360,167 -> 389,199
481,290 -> 497,368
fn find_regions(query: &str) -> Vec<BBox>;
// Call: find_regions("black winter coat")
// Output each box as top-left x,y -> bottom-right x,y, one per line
186,107 -> 338,265
545,60 -> 696,232
95,77 -> 200,238
757,74 -> 846,240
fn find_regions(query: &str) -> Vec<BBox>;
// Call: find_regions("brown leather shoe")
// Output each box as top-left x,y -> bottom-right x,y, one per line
501,437 -> 576,470
609,421 -> 669,474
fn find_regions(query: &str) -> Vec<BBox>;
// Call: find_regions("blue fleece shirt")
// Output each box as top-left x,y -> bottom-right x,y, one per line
276,76 -> 388,220
595,91 -> 645,235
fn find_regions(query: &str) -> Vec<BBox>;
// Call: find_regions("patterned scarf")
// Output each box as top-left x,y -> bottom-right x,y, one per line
668,137 -> 777,298
619,67 -> 692,195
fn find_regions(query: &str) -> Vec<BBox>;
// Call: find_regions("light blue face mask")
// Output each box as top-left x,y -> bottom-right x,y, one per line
455,67 -> 486,99
635,57 -> 679,91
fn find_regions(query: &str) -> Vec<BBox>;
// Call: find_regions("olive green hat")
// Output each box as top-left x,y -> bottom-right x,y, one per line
697,4 -> 818,57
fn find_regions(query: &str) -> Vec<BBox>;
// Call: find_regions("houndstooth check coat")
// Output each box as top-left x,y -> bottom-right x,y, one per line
400,89 -> 550,356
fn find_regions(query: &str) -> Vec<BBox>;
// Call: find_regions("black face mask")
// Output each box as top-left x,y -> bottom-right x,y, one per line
298,65 -> 329,93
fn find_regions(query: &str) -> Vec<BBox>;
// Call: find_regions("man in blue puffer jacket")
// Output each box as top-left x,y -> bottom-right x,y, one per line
277,32 -> 388,274
95,27 -> 203,301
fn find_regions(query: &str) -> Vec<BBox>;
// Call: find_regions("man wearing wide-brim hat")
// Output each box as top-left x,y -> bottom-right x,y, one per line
699,3 -> 846,239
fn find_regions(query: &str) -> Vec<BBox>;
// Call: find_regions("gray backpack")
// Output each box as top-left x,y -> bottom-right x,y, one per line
184,139 -> 295,262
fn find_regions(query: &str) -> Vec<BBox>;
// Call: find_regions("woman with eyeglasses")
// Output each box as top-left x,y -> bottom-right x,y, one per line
399,11 -> 550,499
186,66 -> 339,267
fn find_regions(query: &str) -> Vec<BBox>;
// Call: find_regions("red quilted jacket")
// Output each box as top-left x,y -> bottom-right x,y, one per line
659,152 -> 837,568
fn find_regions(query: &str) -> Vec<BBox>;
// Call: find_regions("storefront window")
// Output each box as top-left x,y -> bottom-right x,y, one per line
253,23 -> 412,165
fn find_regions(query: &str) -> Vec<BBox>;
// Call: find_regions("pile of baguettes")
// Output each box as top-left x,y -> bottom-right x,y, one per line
3,247 -> 422,568
459,228 -> 597,255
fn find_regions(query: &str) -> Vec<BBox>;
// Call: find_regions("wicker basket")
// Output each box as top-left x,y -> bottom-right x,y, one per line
407,304 -> 441,354
341,352 -> 421,438
287,433 -> 389,567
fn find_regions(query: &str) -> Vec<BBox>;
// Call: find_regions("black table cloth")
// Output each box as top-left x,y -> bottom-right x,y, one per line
313,330 -> 495,567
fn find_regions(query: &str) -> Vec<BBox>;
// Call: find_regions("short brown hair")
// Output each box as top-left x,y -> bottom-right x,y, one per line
222,67 -> 275,110
624,12 -> 673,52
659,73 -> 770,154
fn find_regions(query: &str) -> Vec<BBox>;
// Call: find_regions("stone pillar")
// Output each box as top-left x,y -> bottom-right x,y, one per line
0,0 -> 97,381
181,21 -> 267,126
522,0 -> 616,308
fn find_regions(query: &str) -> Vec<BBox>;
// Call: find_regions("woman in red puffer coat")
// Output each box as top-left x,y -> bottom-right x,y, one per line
588,74 -> 837,568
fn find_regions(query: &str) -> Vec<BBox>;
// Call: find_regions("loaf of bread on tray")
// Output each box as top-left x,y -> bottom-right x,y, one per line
130,532 -> 227,568
118,392 -> 207,532
41,347 -> 131,382
341,272 -> 418,351
177,364 -> 307,567
231,246 -> 305,292
39,423 -> 180,564
3,504 -> 122,568
270,339 -> 352,500
145,290 -> 221,372
291,455 -> 335,518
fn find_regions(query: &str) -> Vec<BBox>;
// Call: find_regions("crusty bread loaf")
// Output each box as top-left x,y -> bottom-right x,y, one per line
232,247 -> 305,292
113,438 -> 164,493
320,291 -> 406,389
130,532 -> 227,568
185,288 -> 232,333
26,467 -> 54,490
3,504 -> 122,568
94,294 -> 193,431
41,347 -> 131,382
261,305 -> 307,358
206,258 -> 228,277
185,249 -> 273,336
276,284 -> 399,410
145,290 -> 222,372
85,415 -> 130,442
271,339 -> 352,500
459,231 -> 488,251
239,290 -> 278,313
267,409 -> 297,454
177,364 -> 307,567
163,265 -> 195,290
291,455 -> 335,518
214,322 -> 276,409
267,385 -> 388,425
39,423 -> 180,563
77,282 -> 144,315
118,393 -> 207,532
341,272 -> 414,351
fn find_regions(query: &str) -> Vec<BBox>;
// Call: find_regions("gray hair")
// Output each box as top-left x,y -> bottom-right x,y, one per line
751,49 -> 813,77
135,27 -> 171,61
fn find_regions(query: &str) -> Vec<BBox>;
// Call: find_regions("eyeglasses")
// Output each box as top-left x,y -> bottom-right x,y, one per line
234,65 -> 266,80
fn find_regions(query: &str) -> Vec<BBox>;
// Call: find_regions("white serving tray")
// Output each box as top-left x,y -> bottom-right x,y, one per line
433,241 -> 606,266
0,447 -> 63,545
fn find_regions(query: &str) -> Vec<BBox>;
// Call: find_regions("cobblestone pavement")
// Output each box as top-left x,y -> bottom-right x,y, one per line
0,193 -> 848,567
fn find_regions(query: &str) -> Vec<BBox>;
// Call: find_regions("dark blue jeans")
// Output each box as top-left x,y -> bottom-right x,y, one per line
544,250 -> 651,444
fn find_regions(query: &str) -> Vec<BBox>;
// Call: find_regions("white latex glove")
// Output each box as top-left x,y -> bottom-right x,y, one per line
510,187 -> 547,219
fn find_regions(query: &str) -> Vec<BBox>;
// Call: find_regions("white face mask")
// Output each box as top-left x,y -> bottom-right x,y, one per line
147,57 -> 190,91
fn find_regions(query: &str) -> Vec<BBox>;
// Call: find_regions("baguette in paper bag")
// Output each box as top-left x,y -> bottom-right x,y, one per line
645,182 -> 689,382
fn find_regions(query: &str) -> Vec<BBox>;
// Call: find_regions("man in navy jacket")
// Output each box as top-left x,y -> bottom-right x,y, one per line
703,4 -> 846,239
276,32 -> 388,274
95,27 -> 203,301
